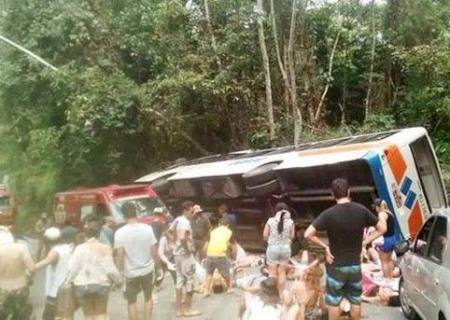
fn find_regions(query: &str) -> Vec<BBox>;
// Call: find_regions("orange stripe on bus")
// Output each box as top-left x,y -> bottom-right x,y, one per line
408,202 -> 423,237
385,145 -> 407,185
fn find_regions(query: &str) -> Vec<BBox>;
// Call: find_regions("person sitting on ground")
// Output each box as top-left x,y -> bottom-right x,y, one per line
35,226 -> 77,320
69,215 -> 122,320
240,277 -> 284,320
0,226 -> 35,320
203,217 -> 234,296
263,202 -> 295,295
114,202 -> 158,320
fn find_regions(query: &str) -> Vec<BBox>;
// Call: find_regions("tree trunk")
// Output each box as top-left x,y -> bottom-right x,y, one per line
364,0 -> 376,122
257,0 -> 275,141
287,0 -> 301,146
270,0 -> 291,98
204,0 -> 222,69
314,28 -> 341,123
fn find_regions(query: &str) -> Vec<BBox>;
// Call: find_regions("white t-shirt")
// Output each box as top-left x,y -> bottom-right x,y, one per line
243,295 -> 283,320
45,243 -> 73,298
170,215 -> 193,256
114,223 -> 157,278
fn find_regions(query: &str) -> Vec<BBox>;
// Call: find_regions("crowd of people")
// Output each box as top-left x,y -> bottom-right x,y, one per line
0,178 -> 402,320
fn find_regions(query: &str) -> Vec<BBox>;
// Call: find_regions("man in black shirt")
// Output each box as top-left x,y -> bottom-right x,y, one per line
305,178 -> 386,320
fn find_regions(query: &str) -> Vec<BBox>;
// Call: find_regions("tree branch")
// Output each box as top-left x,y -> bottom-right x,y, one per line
314,28 -> 342,122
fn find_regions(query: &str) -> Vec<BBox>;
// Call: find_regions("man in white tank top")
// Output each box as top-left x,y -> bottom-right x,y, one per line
35,226 -> 77,320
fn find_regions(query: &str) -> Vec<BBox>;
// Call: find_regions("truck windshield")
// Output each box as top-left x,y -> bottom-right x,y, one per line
111,197 -> 167,222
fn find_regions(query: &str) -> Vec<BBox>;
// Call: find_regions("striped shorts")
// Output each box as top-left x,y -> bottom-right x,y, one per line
325,265 -> 362,306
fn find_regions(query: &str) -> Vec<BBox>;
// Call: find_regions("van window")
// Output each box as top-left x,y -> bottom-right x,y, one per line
413,217 -> 435,257
410,137 -> 446,210
428,217 -> 447,264
80,204 -> 95,221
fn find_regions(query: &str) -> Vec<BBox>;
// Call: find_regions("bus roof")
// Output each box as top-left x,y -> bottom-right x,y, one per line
136,127 -> 428,182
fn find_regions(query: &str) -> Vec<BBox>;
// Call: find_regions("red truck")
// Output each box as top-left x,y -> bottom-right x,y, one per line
54,184 -> 168,228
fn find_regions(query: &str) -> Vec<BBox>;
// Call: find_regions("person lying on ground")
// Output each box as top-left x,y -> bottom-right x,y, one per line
240,277 -> 285,320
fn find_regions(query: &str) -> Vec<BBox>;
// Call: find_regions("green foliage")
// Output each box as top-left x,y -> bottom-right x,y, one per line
1,0 -> 450,218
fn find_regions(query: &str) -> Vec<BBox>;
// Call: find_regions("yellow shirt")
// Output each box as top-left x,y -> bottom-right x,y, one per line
206,225 -> 232,257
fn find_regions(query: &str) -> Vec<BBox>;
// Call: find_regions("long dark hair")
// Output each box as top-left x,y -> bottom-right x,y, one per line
274,202 -> 289,234
278,211 -> 287,234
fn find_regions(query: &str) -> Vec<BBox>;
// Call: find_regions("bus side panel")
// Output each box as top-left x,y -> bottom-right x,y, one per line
364,151 -> 405,241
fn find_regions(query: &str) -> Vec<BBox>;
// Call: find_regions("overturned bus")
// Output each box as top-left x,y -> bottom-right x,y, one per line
137,127 -> 447,249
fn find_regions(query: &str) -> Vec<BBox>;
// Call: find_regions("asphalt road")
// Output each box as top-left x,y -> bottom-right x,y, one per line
30,272 -> 406,320
25,237 -> 406,320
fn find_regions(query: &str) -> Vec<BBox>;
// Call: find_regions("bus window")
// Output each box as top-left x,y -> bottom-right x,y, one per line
410,136 -> 446,210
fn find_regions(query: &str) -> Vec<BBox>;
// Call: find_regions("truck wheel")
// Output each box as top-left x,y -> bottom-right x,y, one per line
246,179 -> 280,197
242,162 -> 281,186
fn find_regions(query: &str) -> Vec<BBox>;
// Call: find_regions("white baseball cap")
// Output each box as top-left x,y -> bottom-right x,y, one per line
44,227 -> 61,241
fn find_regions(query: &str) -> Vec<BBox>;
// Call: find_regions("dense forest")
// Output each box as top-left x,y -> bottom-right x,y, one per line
0,0 -> 449,218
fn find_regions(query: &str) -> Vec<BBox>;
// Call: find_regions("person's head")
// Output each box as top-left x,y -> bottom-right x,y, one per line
372,198 -> 389,213
84,215 -> 101,239
182,201 -> 195,218
260,277 -> 280,304
44,227 -> 61,246
274,202 -> 289,215
0,226 -> 14,245
61,226 -> 78,244
218,204 -> 228,214
219,216 -> 229,226
331,178 -> 350,200
153,207 -> 164,216
210,212 -> 221,227
192,204 -> 203,216
104,216 -> 115,227
122,202 -> 138,220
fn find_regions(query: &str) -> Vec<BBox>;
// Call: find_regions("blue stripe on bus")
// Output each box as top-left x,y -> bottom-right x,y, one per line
404,190 -> 417,209
400,177 -> 413,195
364,151 -> 405,241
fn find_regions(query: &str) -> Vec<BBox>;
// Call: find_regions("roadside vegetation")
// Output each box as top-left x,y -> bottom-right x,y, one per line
0,0 -> 450,220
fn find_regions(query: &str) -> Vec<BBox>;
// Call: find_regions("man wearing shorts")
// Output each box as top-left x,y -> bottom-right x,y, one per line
115,202 -> 158,320
204,217 -> 234,296
170,201 -> 201,317
305,178 -> 386,320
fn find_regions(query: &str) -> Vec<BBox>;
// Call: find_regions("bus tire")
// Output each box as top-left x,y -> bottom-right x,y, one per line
242,162 -> 281,186
246,179 -> 280,196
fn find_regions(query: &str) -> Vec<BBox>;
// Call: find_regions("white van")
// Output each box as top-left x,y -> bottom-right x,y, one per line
137,127 -> 447,248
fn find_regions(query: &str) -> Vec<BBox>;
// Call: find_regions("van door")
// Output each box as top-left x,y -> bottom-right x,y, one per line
409,217 -> 435,314
409,137 -> 447,213
418,216 -> 447,319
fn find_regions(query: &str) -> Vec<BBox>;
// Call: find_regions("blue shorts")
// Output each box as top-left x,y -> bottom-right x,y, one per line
326,265 -> 362,306
379,235 -> 396,253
